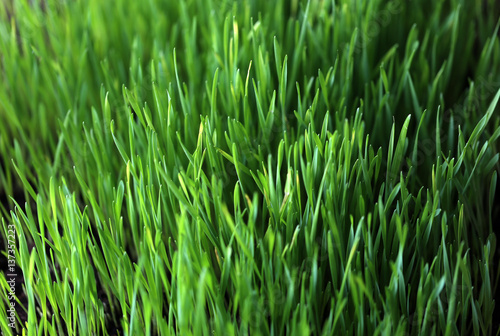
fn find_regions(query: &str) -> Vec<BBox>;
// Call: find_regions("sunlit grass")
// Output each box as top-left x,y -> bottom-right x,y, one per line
1,0 -> 500,335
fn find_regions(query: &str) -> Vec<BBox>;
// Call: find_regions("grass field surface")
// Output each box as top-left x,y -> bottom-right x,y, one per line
1,0 -> 500,335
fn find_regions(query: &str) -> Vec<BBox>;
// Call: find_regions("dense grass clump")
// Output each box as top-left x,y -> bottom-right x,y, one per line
1,0 -> 500,335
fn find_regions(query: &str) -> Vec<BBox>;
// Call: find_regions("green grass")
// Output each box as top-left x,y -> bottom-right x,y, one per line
1,0 -> 500,335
